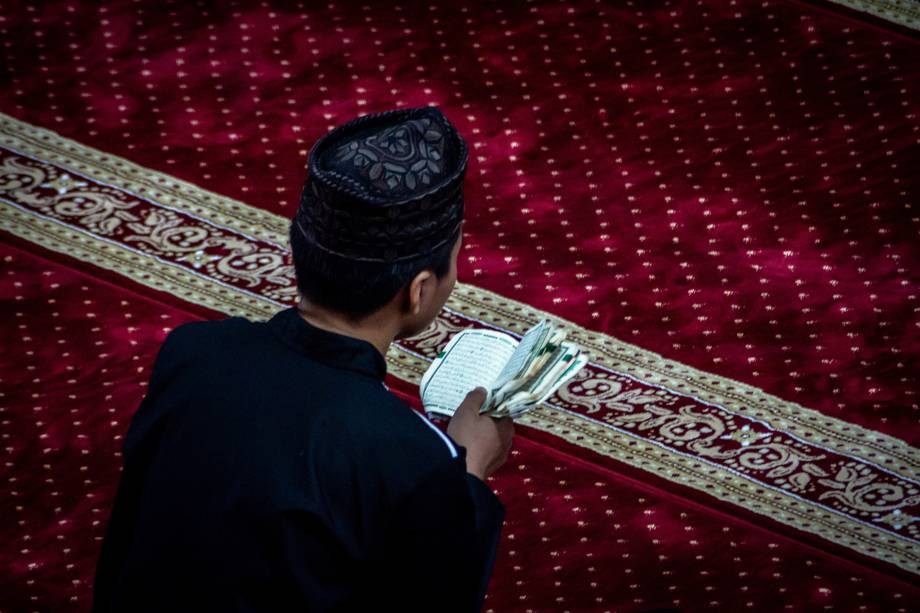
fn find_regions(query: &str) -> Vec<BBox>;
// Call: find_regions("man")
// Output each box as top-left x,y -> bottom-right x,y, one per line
93,106 -> 513,612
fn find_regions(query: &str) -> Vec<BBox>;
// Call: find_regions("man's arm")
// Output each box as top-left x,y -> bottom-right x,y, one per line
92,325 -> 190,611
464,471 -> 506,607
380,455 -> 505,612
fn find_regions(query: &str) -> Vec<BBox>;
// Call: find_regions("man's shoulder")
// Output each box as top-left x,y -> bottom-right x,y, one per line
349,392 -> 462,468
159,316 -> 260,354
166,315 -> 253,341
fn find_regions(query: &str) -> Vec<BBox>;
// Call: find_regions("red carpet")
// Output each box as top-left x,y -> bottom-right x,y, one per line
1,0 -> 918,610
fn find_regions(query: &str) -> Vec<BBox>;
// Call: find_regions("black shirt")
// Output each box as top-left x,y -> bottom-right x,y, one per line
92,307 -> 505,612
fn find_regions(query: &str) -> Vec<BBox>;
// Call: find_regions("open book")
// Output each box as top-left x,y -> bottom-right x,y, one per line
420,319 -> 588,419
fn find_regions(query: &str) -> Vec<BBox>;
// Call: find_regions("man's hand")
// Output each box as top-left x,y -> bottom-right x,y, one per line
446,387 -> 514,481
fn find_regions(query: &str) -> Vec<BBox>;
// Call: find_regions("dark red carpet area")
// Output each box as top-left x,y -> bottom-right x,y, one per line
0,243 -> 199,611
1,0 -> 918,611
0,0 -> 916,439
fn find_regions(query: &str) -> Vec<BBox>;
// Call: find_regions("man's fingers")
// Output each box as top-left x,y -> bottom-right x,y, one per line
469,386 -> 487,399
495,417 -> 515,436
457,387 -> 487,413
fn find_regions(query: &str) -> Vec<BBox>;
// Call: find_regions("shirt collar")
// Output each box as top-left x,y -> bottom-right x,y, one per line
266,307 -> 388,381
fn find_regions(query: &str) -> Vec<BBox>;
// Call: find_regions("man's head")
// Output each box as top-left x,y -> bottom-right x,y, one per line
289,106 -> 467,338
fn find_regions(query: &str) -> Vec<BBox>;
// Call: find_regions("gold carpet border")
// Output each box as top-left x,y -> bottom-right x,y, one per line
0,115 -> 288,247
2,204 -> 917,576
445,286 -> 920,479
2,111 -> 914,479
827,0 -> 920,30
0,204 -> 281,321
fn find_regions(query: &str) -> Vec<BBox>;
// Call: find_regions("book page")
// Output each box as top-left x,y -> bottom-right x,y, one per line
536,352 -> 588,403
524,344 -> 573,394
420,329 -> 518,417
490,319 -> 549,392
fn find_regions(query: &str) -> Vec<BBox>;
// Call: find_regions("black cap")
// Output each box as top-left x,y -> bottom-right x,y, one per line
294,106 -> 468,262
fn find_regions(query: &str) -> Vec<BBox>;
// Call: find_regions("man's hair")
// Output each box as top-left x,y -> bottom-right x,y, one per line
289,222 -> 458,320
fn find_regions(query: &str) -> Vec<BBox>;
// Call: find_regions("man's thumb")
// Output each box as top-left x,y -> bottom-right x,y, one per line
458,386 -> 488,412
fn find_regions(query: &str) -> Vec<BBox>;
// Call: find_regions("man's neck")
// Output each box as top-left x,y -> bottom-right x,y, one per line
295,300 -> 397,358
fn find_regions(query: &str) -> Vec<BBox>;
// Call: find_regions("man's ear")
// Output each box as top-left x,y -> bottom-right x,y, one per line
406,269 -> 434,315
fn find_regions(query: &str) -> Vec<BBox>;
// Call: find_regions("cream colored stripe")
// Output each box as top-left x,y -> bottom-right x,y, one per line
1,111 -> 913,480
0,201 -> 282,319
446,286 -> 920,480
